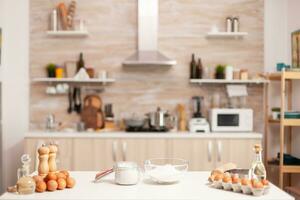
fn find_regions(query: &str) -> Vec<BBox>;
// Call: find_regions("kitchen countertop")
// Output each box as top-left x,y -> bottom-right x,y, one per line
25,131 -> 263,139
0,171 -> 293,200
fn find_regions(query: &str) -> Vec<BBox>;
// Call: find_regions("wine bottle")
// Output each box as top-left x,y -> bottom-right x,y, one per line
76,52 -> 85,72
190,54 -> 197,79
197,58 -> 203,79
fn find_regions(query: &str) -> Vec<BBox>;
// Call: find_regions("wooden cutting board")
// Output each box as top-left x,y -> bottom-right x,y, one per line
81,95 -> 104,129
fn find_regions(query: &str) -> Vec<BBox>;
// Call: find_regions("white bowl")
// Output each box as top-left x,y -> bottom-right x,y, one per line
144,158 -> 188,184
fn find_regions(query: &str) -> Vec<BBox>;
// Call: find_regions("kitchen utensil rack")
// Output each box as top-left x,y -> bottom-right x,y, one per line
46,30 -> 89,37
206,32 -> 248,39
265,71 -> 300,189
190,79 -> 268,84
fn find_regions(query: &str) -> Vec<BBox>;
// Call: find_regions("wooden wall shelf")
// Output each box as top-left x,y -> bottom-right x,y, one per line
32,78 -> 115,85
46,30 -> 89,37
206,32 -> 248,39
190,79 -> 268,84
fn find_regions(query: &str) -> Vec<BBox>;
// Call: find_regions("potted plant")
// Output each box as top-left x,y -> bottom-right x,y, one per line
46,63 -> 56,78
271,107 -> 280,120
215,65 -> 225,79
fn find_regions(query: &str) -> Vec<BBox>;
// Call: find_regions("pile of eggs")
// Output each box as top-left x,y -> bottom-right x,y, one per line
33,170 -> 75,193
208,172 -> 270,196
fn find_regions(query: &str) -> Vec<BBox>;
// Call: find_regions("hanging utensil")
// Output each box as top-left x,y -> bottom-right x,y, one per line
67,87 -> 73,114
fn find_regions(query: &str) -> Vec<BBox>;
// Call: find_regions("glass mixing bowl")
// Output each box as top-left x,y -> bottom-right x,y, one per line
144,158 -> 188,184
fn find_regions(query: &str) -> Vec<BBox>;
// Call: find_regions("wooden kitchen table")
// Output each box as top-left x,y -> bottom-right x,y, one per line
0,172 -> 294,200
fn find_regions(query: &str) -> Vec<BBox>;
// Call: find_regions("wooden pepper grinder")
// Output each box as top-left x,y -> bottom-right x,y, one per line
38,145 -> 50,177
48,144 -> 58,173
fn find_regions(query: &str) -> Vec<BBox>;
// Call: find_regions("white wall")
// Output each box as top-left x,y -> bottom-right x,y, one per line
0,0 -> 29,193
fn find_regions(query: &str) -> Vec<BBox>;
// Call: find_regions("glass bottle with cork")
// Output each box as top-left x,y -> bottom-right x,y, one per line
249,144 -> 266,181
190,54 -> 197,79
77,52 -> 85,72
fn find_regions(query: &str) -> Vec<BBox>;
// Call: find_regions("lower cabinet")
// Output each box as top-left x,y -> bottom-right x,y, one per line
24,137 -> 261,172
168,139 -> 215,171
215,139 -> 261,169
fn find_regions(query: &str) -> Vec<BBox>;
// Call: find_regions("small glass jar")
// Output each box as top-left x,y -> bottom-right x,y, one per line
55,67 -> 64,78
114,162 -> 140,185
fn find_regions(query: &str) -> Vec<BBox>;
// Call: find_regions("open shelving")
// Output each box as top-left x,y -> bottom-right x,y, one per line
46,30 -> 89,37
206,32 -> 248,39
265,71 -> 300,189
32,77 -> 115,85
190,79 -> 268,84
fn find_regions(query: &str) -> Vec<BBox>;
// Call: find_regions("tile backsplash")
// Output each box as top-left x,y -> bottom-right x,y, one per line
30,0 -> 264,132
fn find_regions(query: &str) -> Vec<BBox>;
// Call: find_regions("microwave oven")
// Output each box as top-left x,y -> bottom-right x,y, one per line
210,108 -> 253,132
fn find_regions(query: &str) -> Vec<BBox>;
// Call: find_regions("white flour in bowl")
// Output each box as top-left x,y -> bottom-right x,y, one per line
147,164 -> 183,183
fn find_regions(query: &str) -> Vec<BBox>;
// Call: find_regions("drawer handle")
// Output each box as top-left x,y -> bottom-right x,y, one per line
208,140 -> 212,162
217,141 -> 222,162
122,141 -> 127,161
112,141 -> 118,162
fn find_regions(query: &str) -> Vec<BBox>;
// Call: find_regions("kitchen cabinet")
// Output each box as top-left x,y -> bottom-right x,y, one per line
24,134 -> 262,172
168,138 -> 261,170
168,139 -> 215,171
72,138 -> 169,170
214,139 -> 261,168
122,139 -> 168,166
73,138 -> 117,171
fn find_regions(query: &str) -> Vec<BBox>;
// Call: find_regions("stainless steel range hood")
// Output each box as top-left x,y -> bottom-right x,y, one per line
123,0 -> 176,66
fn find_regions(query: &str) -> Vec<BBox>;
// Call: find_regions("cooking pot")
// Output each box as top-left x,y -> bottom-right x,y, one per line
146,107 -> 173,130
124,113 -> 146,129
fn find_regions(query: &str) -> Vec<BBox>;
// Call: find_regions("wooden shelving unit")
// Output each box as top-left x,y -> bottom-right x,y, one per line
265,71 -> 300,189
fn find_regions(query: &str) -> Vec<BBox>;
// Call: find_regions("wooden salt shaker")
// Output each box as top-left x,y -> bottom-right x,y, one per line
48,144 -> 58,173
38,145 -> 50,177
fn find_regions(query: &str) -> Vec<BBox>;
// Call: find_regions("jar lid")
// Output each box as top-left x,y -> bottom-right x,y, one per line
115,161 -> 138,169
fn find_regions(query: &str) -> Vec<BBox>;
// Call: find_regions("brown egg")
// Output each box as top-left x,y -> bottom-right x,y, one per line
46,172 -> 57,181
57,178 -> 66,190
56,172 -> 67,180
222,175 -> 232,183
214,174 -> 223,181
66,177 -> 76,188
261,179 -> 269,186
251,179 -> 259,186
47,180 -> 58,191
60,170 -> 70,178
208,175 -> 215,182
35,181 -> 47,193
253,181 -> 264,189
33,175 -> 44,183
241,178 -> 251,186
232,176 -> 240,184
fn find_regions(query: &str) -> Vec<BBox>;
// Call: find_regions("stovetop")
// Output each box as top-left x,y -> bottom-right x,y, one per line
125,127 -> 168,133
